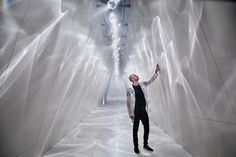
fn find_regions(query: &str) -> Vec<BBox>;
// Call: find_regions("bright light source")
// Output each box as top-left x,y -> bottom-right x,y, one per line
107,0 -> 121,10
107,3 -> 122,76
107,0 -> 117,10
109,13 -> 118,23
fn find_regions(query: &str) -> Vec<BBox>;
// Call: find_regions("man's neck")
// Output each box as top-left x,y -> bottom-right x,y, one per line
132,81 -> 139,86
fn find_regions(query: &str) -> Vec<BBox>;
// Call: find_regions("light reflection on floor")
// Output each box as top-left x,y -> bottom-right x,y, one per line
42,101 -> 192,157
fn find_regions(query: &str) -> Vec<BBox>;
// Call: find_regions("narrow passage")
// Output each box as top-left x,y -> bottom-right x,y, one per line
43,101 -> 193,157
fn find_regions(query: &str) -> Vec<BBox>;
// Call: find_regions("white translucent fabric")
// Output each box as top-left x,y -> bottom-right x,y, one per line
0,0 -> 109,156
123,1 -> 236,157
0,0 -> 236,157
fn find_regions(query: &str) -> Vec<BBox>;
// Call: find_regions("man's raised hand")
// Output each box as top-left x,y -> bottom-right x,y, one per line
155,64 -> 160,73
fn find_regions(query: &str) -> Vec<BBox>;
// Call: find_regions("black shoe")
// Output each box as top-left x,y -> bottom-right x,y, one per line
144,145 -> 154,151
134,147 -> 140,154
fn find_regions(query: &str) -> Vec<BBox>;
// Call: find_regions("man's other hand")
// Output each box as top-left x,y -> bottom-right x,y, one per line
129,115 -> 134,122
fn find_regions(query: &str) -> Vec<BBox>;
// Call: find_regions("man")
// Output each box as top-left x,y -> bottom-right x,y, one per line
127,64 -> 160,154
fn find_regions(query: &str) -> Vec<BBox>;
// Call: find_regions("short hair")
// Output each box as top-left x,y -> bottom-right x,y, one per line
129,74 -> 134,82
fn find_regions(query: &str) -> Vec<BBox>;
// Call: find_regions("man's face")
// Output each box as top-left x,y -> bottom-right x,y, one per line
129,74 -> 139,82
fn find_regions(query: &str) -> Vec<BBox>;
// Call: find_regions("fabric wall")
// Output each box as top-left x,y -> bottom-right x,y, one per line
0,0 -> 109,156
123,0 -> 236,157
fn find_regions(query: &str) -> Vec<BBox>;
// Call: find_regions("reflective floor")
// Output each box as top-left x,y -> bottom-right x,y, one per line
42,101 -> 192,157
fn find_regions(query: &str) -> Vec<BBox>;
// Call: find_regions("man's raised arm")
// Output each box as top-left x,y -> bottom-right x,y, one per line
143,64 -> 160,87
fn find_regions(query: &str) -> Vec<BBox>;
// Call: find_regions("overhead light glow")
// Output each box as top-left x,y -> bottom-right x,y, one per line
107,0 -> 117,10
107,0 -> 121,10
109,13 -> 118,24
108,11 -> 122,77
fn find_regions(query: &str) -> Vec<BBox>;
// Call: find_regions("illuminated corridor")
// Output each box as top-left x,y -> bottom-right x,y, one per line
0,0 -> 236,157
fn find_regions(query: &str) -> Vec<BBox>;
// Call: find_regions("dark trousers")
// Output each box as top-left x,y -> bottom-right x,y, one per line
133,110 -> 149,148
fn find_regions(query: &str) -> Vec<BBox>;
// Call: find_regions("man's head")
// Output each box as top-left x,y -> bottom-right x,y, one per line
129,74 -> 139,83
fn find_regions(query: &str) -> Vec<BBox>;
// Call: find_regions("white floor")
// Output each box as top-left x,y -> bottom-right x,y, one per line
42,101 -> 193,157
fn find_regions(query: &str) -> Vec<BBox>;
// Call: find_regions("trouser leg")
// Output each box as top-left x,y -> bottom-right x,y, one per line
141,111 -> 150,146
133,114 -> 140,148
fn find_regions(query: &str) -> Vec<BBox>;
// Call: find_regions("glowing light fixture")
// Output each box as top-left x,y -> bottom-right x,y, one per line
107,0 -> 117,10
107,0 -> 121,10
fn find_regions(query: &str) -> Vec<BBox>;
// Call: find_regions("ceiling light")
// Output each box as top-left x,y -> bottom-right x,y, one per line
107,0 -> 117,10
